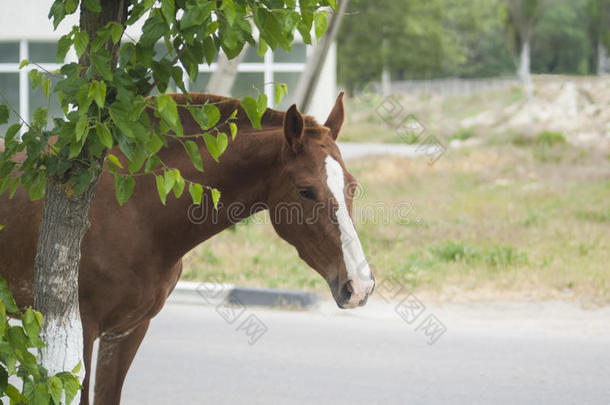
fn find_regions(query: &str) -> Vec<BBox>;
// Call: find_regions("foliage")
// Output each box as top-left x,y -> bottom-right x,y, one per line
0,277 -> 81,404
532,0 -> 591,74
337,0 -> 517,91
337,0 -> 610,88
0,0 -> 336,207
586,0 -> 610,70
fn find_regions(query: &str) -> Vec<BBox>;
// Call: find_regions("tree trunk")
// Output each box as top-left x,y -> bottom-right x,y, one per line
294,0 -> 349,112
34,1 -> 127,399
34,177 -> 100,395
598,40 -> 608,76
518,38 -> 531,84
205,45 -> 248,96
381,38 -> 391,97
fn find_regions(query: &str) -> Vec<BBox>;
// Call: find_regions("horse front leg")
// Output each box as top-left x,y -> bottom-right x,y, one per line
93,320 -> 150,405
80,323 -> 97,405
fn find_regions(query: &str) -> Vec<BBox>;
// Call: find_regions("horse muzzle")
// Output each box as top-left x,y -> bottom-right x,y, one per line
334,275 -> 375,309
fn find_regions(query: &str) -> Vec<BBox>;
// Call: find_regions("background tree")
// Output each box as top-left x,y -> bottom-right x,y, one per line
0,0 -> 336,401
503,0 -> 546,83
337,0 -> 515,92
586,0 -> 610,74
532,0 -> 590,75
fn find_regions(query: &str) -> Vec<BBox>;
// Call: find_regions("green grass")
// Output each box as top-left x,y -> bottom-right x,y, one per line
183,144 -> 610,303
448,127 -> 476,142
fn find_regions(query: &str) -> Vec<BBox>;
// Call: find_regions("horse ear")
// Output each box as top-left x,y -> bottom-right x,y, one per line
283,104 -> 304,152
324,92 -> 345,140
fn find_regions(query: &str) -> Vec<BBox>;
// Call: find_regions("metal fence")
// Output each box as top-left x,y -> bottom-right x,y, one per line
383,77 -> 520,96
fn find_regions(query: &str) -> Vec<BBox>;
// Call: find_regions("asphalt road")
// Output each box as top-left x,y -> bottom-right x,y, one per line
88,299 -> 610,405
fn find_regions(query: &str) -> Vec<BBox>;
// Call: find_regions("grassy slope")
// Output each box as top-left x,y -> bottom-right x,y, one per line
183,143 -> 610,303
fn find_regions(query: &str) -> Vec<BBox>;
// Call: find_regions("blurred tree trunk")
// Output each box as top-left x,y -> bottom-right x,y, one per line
205,45 -> 248,96
381,38 -> 391,97
295,0 -> 348,112
518,38 -> 531,83
598,38 -> 608,75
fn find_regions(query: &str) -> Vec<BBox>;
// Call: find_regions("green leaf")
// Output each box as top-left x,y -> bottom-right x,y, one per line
84,0 -> 101,13
58,373 -> 80,405
155,175 -> 167,205
5,384 -> 26,403
5,123 -> 21,143
75,115 -> 89,142
65,0 -> 78,13
33,107 -> 48,124
274,82 -> 288,106
257,38 -> 268,58
163,169 -> 176,195
211,188 -> 221,209
77,83 -> 93,115
221,0 -> 236,25
229,122 -> 237,140
69,137 -> 85,159
203,133 -> 221,162
0,225 -> 3,231
19,59 -> 29,69
114,175 -> 135,206
181,1 -> 214,29
9,178 -> 19,199
42,78 -> 52,99
96,122 -> 113,148
156,94 -> 179,126
106,153 -> 123,169
216,132 -> 228,156
89,80 -> 107,108
0,278 -> 18,313
144,155 -> 161,173
190,104 -> 220,130
241,97 -> 261,129
109,22 -> 124,44
314,11 -> 328,39
29,69 -> 42,90
162,0 -> 175,22
140,16 -> 169,46
74,30 -> 89,58
28,172 -> 46,200
22,308 -> 44,347
257,93 -> 268,115
189,183 -> 203,205
91,53 -> 113,81
47,376 -> 63,405
184,140 -> 204,172
172,172 -> 185,198
0,365 -> 7,394
0,105 -> 8,125
31,383 -> 50,405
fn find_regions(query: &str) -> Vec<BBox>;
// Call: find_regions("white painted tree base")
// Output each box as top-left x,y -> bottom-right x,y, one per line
39,309 -> 85,404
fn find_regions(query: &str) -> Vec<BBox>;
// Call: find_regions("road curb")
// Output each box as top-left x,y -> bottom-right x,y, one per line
169,281 -> 320,309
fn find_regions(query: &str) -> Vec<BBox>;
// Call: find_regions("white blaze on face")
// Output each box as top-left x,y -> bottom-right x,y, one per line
325,156 -> 374,307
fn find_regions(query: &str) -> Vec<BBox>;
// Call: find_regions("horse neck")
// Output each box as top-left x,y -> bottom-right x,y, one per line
148,129 -> 285,265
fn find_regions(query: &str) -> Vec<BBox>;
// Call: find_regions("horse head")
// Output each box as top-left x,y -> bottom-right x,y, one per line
267,93 -> 375,308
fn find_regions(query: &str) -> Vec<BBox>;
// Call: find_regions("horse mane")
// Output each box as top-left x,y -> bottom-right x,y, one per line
167,92 -> 321,130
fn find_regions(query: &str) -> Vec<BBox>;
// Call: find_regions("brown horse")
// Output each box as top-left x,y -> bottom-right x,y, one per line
0,92 -> 375,404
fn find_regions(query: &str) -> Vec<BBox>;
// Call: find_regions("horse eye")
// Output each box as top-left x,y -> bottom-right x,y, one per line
298,188 -> 316,200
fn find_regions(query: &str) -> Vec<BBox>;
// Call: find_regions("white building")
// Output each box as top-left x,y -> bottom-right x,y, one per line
0,0 -> 337,130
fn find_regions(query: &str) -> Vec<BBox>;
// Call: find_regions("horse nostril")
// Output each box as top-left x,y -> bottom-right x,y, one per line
340,281 -> 353,303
